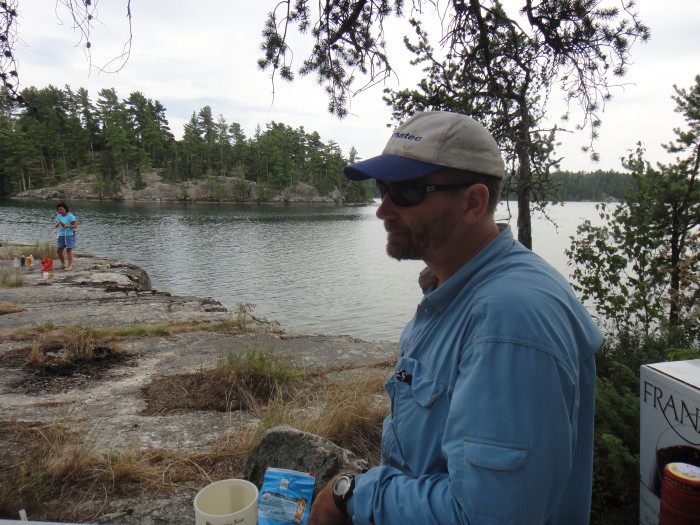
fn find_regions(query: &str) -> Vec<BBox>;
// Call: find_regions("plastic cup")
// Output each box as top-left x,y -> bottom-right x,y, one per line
194,479 -> 259,525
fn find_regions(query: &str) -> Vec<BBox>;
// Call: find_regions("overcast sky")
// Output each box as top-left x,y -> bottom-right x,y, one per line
13,0 -> 700,172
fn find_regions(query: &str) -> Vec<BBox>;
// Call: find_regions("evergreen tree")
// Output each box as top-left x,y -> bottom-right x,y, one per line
96,87 -> 136,185
229,122 -> 248,171
567,76 -> 700,348
18,85 -> 73,183
179,112 -> 205,180
75,87 -> 100,160
0,97 -> 38,193
214,114 -> 233,176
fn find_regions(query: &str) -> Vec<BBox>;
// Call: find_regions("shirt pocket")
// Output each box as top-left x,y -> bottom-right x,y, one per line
383,357 -> 446,472
462,436 -> 529,522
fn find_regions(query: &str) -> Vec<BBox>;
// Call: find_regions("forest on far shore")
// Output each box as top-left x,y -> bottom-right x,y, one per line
1,85 -> 636,202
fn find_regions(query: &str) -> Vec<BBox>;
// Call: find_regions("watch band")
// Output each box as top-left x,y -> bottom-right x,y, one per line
332,474 -> 355,516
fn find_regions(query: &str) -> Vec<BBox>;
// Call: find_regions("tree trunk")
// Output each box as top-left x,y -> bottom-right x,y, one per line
516,147 -> 533,250
668,204 -> 681,325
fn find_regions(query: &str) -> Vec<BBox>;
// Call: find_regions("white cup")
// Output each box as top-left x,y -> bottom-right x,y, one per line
194,478 -> 259,525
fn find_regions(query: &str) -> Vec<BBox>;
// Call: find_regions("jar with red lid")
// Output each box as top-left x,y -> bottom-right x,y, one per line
659,461 -> 700,525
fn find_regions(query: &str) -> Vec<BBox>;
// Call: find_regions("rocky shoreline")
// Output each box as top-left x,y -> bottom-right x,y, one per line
0,245 -> 397,523
10,171 -> 366,205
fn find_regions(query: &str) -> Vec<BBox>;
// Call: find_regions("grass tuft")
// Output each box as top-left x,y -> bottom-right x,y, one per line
252,373 -> 388,465
223,344 -> 301,391
311,377 -> 388,463
141,344 -> 305,415
0,269 -> 27,288
0,303 -> 25,315
28,341 -> 45,364
63,325 -> 96,362
29,242 -> 57,260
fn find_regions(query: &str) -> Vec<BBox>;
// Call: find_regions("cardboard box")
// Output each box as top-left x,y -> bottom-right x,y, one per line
639,359 -> 700,524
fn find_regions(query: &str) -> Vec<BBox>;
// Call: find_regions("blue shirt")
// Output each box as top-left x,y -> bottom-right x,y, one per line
56,212 -> 76,236
348,225 -> 602,525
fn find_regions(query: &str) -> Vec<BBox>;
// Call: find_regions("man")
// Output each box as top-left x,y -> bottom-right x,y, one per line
308,111 -> 603,524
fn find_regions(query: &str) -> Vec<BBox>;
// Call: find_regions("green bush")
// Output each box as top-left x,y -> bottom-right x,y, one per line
591,375 -> 639,520
590,331 -> 700,523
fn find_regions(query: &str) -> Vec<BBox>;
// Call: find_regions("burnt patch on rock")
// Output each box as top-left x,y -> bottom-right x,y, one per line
5,346 -> 136,394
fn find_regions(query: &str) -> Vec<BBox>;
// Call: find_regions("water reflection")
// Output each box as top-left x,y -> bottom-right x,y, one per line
0,199 -> 604,341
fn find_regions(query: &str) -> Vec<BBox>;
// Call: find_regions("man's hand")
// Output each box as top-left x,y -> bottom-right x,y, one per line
308,475 -> 353,525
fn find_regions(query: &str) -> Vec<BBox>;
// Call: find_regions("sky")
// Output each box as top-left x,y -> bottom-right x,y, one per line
11,0 -> 700,172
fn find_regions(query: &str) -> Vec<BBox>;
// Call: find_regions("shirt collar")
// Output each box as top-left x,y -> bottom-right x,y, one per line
421,224 -> 513,313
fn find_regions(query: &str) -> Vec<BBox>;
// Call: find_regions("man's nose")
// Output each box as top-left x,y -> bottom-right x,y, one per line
376,192 -> 398,220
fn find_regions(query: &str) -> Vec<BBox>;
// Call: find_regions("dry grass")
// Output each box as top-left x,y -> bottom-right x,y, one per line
0,303 -> 24,315
63,325 -> 96,362
0,304 -> 280,346
29,242 -> 57,261
90,310 -> 280,340
28,341 -> 45,365
252,372 -> 388,464
310,377 -> 388,463
0,241 -> 56,261
58,325 -> 127,363
0,268 -> 27,288
0,421 -> 203,521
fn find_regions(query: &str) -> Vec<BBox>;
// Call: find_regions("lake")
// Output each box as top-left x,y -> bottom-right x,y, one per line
0,199 -> 605,341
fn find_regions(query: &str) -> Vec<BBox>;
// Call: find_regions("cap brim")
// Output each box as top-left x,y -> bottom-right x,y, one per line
344,154 -> 443,182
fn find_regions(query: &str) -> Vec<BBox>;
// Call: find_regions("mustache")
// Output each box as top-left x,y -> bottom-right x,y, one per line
383,220 -> 406,233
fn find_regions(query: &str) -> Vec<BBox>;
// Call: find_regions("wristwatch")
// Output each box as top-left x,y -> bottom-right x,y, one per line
332,474 -> 355,516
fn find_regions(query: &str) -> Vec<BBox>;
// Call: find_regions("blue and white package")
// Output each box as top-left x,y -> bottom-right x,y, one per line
258,467 -> 315,525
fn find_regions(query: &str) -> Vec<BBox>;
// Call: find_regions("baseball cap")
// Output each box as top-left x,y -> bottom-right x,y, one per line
344,111 -> 505,181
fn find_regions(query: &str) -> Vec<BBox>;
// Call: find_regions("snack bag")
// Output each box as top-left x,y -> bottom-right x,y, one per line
258,467 -> 315,525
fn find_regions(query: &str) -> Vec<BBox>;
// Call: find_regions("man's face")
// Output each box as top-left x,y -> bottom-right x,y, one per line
375,175 -> 463,262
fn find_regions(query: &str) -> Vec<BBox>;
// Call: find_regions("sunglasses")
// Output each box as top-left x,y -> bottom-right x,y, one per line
376,181 -> 477,207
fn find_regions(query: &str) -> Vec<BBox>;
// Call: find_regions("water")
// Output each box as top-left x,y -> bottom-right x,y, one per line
0,199 -> 605,341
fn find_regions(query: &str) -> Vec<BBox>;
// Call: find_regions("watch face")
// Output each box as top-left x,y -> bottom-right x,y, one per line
334,476 -> 351,496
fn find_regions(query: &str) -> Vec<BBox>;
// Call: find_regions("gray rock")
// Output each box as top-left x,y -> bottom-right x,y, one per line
244,425 -> 368,498
13,172 -> 356,204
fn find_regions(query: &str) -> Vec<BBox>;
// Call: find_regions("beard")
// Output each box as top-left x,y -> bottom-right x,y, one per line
383,207 -> 455,261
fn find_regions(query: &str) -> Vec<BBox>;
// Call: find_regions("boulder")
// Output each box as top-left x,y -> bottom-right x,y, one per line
243,425 -> 369,498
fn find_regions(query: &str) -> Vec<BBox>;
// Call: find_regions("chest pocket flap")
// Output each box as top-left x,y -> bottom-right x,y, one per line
391,356 -> 445,407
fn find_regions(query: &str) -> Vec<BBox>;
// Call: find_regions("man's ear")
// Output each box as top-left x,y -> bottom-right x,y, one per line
462,183 -> 490,225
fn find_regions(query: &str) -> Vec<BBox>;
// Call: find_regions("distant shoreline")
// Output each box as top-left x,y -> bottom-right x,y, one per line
6,173 -> 373,206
